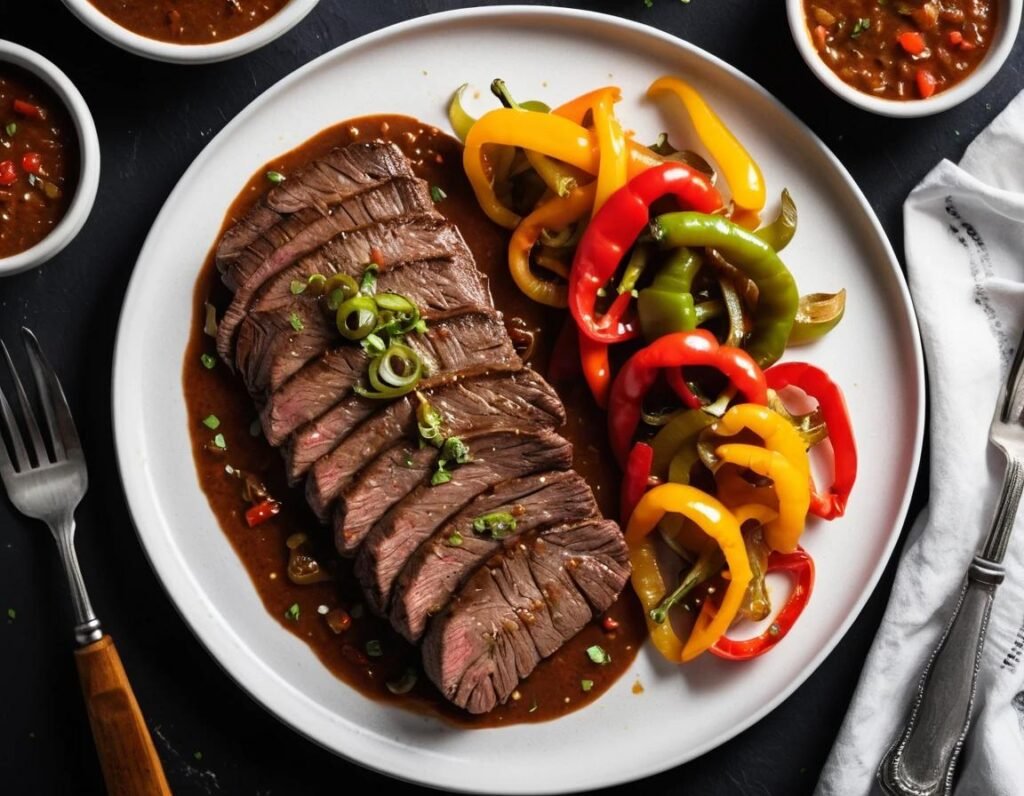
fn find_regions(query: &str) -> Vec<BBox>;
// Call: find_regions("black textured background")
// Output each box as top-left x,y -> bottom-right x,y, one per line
0,1 -> 1021,794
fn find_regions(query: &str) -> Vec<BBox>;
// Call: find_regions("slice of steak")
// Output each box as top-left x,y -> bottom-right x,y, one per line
354,429 -> 576,614
266,308 -> 517,451
390,470 -> 598,642
422,519 -> 629,715
216,141 -> 416,279
286,367 -> 561,488
333,428 -> 572,556
217,178 -> 442,364
236,255 -> 491,396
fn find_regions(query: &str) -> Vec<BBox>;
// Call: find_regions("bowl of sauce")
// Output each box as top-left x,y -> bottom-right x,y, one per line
787,0 -> 1021,116
0,41 -> 99,277
60,0 -> 321,64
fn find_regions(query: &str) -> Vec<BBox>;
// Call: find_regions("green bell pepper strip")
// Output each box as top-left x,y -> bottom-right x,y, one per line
637,247 -> 703,342
650,408 -> 715,478
650,212 -> 799,369
754,189 -> 797,253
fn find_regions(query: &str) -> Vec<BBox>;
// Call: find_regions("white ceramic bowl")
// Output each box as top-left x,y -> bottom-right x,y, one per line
0,41 -> 100,278
786,0 -> 1022,117
60,0 -> 320,64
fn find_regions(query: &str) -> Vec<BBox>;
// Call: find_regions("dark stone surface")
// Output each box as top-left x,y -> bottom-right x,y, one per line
0,1 -> 1019,793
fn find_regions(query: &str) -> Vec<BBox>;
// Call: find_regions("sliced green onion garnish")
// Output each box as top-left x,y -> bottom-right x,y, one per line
447,531 -> 464,547
360,332 -> 387,356
430,185 -> 447,203
4,122 -> 15,137
212,433 -> 227,450
201,353 -> 216,369
416,396 -> 443,445
266,171 -> 285,184
323,273 -> 358,308
374,344 -> 423,389
336,296 -> 378,341
581,679 -> 594,692
441,436 -> 471,465
385,667 -> 418,694
284,603 -> 300,621
374,292 -> 417,314
306,273 -> 327,295
290,280 -> 307,295
288,312 -> 304,332
359,264 -> 379,296
202,414 -> 220,430
430,466 -> 452,486
585,645 -> 611,665
365,639 -> 383,657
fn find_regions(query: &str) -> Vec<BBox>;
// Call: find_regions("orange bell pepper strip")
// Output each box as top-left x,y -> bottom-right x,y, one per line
626,483 -> 751,662
714,403 -> 810,482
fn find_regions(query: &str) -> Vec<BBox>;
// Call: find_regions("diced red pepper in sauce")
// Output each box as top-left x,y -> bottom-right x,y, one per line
916,69 -> 937,99
0,160 -> 16,186
244,499 -> 281,527
21,152 -> 41,174
898,31 -> 926,55
13,99 -> 43,119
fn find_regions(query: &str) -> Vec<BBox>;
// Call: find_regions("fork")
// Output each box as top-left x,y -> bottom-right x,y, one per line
0,328 -> 170,796
878,329 -> 1024,796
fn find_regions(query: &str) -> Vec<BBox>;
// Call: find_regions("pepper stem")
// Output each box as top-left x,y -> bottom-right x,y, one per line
491,79 -> 519,109
649,547 -> 723,625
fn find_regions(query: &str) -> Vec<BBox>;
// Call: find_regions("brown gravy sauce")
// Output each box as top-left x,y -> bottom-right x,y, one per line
183,115 -> 645,727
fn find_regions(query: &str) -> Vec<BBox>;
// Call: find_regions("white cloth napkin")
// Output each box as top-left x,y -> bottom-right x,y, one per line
817,91 -> 1024,795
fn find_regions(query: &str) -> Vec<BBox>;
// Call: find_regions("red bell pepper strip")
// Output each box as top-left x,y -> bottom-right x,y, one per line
608,329 -> 767,467
709,548 -> 815,660
621,442 -> 654,526
13,99 -> 43,119
766,361 -> 856,519
579,332 -> 613,409
245,499 -> 281,528
569,162 -> 722,345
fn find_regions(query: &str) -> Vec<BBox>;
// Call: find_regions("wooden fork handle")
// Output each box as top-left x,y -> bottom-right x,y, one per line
74,636 -> 171,796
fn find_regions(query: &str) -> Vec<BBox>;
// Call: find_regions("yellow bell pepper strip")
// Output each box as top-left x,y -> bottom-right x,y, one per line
715,466 -> 776,510
507,183 -> 596,308
648,76 -> 766,218
714,444 -> 810,553
464,109 -> 598,228
713,403 -> 811,483
590,89 -> 628,212
628,537 -> 685,661
626,483 -> 752,662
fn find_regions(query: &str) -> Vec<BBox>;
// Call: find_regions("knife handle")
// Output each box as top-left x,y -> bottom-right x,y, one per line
878,558 -> 1003,796
75,635 -> 172,796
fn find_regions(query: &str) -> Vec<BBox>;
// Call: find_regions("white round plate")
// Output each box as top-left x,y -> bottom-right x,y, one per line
113,7 -> 924,794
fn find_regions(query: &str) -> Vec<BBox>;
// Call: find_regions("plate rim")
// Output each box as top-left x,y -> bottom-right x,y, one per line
111,6 -> 926,793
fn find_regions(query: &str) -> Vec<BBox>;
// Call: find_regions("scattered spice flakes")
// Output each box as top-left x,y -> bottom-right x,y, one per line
284,602 -> 300,622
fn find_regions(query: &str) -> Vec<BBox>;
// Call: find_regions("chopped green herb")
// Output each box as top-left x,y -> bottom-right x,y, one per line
448,531 -> 464,547
431,466 -> 453,486
851,17 -> 871,37
365,639 -> 383,657
201,353 -> 216,369
528,698 -> 538,713
266,170 -> 286,184
360,332 -> 387,356
290,279 -> 308,295
202,414 -> 220,430
430,185 -> 448,203
212,433 -> 227,450
359,263 -> 379,296
193,751 -> 203,761
307,273 -> 327,293
472,511 -> 518,540
581,679 -> 594,692
6,608 -> 15,620
412,318 -> 428,335
327,287 -> 347,311
441,436 -> 471,465
288,311 -> 304,332
586,645 -> 611,665
285,603 -> 300,621
4,122 -> 15,137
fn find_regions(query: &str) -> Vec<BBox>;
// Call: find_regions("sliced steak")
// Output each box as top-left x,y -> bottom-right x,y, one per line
390,470 -> 598,642
236,255 -> 491,396
217,178 -> 441,364
354,429 -> 575,614
216,141 -> 416,279
287,367 -> 560,488
265,308 -> 518,450
422,519 -> 629,715
333,428 -> 572,557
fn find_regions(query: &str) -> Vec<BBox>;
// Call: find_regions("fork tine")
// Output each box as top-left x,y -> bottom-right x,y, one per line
21,328 -> 73,460
1001,325 -> 1024,424
0,378 -> 29,473
0,339 -> 49,466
